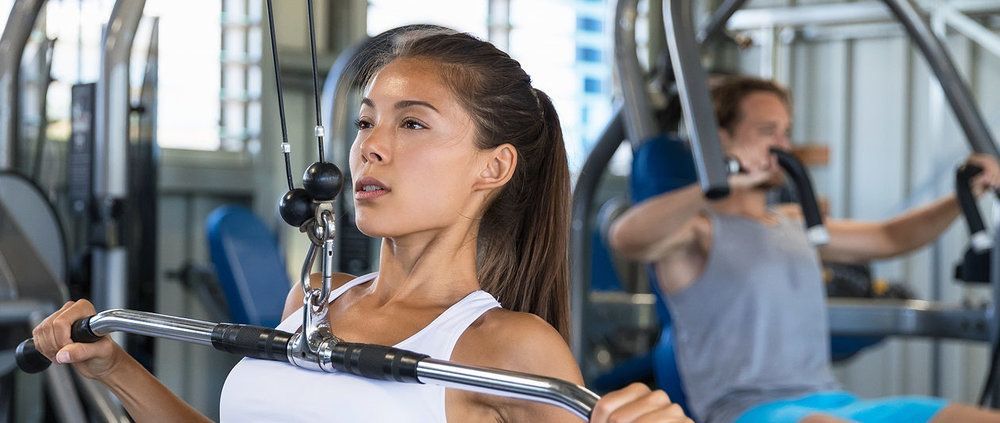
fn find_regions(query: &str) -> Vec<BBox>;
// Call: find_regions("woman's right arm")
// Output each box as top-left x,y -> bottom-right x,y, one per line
32,300 -> 211,422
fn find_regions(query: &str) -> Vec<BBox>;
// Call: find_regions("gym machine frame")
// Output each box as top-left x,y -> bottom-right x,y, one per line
570,0 -> 1000,404
661,0 -> 1000,407
1,1 -> 130,421
15,3 -> 602,420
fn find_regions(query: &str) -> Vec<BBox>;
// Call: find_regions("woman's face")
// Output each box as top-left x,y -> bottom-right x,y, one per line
349,58 -> 488,238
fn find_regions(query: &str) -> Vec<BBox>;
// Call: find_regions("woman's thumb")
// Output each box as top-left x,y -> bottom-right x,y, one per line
56,342 -> 104,364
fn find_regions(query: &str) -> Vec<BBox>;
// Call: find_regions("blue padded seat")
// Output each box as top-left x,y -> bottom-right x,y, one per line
206,206 -> 291,327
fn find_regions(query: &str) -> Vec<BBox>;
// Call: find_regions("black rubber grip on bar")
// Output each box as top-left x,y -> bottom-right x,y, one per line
15,317 -> 100,374
772,148 -> 824,232
71,318 -> 101,343
15,340 -> 49,374
956,164 -> 986,235
211,324 -> 293,362
329,342 -> 428,383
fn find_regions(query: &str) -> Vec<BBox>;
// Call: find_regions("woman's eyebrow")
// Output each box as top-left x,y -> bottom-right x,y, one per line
395,100 -> 439,113
360,97 -> 439,114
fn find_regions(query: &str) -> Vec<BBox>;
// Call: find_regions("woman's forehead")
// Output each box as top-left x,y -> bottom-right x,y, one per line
363,58 -> 451,103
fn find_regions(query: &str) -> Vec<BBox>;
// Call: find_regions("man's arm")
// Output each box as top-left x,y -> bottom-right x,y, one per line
820,195 -> 961,263
610,169 -> 773,263
819,154 -> 1000,264
608,184 -> 708,263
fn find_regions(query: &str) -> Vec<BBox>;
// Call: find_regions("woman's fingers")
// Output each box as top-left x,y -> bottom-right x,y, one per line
32,301 -> 74,359
592,383 -> 650,422
604,389 -> 672,422
592,383 -> 691,423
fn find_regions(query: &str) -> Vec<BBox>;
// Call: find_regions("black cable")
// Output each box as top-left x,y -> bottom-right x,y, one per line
306,0 -> 325,163
264,0 -> 294,190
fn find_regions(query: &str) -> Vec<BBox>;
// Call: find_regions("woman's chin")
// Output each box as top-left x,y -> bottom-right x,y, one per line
354,224 -> 386,238
354,220 -> 402,239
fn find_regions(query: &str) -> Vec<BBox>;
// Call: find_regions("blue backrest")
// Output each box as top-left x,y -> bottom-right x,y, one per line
630,135 -> 699,323
206,206 -> 291,327
630,135 -> 699,410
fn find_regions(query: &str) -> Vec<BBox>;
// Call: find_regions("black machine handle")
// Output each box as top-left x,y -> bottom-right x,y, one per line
956,164 -> 991,252
212,324 -> 428,383
725,149 -> 828,245
16,319 -> 102,373
327,342 -> 428,383
16,317 -> 294,374
771,148 -> 828,246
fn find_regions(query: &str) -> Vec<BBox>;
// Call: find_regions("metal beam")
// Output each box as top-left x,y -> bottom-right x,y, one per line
569,108 -> 624,361
729,2 -> 892,30
937,5 -> 1000,59
588,292 -> 659,333
727,0 -> 1000,31
698,0 -> 750,44
614,0 -> 657,146
92,0 -> 145,314
568,295 -> 992,342
726,0 -> 1000,158
0,0 -> 45,170
828,298 -> 991,342
663,0 -> 731,199
882,0 -> 1000,157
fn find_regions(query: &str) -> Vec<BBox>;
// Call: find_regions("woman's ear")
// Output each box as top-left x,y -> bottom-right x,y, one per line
474,143 -> 517,191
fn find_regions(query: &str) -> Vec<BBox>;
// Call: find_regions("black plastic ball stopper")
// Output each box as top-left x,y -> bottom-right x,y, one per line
302,161 -> 344,201
279,188 -> 314,227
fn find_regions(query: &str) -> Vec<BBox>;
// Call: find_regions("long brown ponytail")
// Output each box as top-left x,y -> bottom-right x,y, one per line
359,28 -> 571,339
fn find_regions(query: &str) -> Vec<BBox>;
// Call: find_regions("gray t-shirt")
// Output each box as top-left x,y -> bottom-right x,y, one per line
665,212 -> 840,423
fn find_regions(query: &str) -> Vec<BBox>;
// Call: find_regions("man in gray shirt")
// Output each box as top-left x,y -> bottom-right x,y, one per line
609,76 -> 1000,423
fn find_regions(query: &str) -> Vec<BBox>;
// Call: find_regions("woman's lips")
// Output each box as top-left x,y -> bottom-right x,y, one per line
355,188 -> 388,200
355,177 -> 389,201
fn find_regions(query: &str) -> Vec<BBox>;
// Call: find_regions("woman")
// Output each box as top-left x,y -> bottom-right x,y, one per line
31,28 -> 690,422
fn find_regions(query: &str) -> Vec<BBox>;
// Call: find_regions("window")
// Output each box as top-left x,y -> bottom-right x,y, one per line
39,0 -> 225,151
0,1 -> 13,25
144,0 -> 223,151
367,0 -> 489,38
583,77 -> 602,94
368,0 -> 614,173
577,16 -> 602,33
576,46 -> 601,62
220,0 -> 262,153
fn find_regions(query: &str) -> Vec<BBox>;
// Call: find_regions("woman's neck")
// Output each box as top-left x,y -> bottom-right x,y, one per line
370,223 -> 481,307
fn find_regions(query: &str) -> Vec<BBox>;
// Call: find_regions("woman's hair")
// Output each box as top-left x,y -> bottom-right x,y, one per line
356,27 -> 571,339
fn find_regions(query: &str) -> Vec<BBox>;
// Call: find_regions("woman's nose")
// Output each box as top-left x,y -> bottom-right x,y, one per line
358,132 -> 387,164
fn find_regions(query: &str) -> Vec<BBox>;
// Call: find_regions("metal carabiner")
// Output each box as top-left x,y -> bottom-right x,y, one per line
296,204 -> 338,354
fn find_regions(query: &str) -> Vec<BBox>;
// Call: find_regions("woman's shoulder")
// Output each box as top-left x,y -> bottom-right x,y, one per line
449,308 -> 583,420
454,308 -> 583,383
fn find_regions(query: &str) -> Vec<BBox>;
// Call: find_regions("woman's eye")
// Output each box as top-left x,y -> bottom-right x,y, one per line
355,118 -> 373,130
402,119 -> 427,130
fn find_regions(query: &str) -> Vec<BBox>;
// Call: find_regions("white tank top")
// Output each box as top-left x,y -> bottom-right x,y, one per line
218,272 -> 501,422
